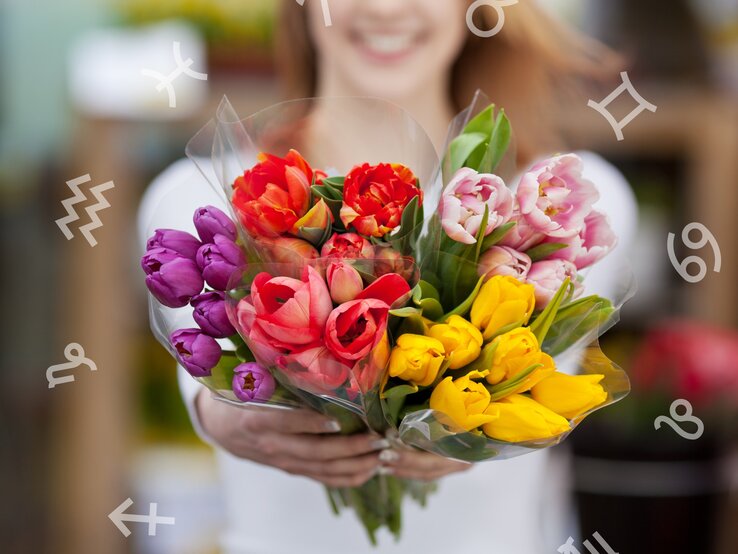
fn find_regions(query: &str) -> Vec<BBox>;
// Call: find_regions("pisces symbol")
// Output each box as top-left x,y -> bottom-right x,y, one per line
46,343 -> 98,388
654,399 -> 704,441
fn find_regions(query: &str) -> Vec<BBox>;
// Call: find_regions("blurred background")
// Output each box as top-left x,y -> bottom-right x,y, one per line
1,0 -> 737,552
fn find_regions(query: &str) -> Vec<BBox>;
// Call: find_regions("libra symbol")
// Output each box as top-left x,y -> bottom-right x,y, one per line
587,71 -> 657,141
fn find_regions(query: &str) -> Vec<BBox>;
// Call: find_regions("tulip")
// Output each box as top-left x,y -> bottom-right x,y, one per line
470,275 -> 536,340
236,265 -> 333,352
478,246 -> 532,280
291,198 -> 333,245
325,298 -> 390,363
388,334 -> 445,387
321,232 -> 374,260
169,328 -> 221,377
193,205 -> 237,243
146,229 -> 202,260
482,394 -> 570,442
526,259 -> 582,308
356,272 -> 412,308
340,162 -> 422,237
374,245 -> 416,281
531,372 -> 607,419
277,346 -> 351,391
232,362 -> 276,402
258,236 -> 319,273
487,328 -> 556,392
516,154 -> 598,238
191,291 -> 236,338
141,247 -> 204,308
499,215 -> 545,251
232,150 -> 314,237
196,234 -> 247,291
440,168 -> 513,244
427,315 -> 483,369
430,370 -> 497,431
548,210 -> 617,269
326,261 -> 364,304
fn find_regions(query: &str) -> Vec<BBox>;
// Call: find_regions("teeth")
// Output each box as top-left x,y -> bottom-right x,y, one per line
361,33 -> 414,54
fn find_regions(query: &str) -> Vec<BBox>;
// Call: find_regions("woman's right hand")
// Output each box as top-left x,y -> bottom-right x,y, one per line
196,389 -> 389,488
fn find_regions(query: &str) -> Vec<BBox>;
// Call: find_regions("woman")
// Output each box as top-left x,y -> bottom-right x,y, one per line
138,1 -> 638,552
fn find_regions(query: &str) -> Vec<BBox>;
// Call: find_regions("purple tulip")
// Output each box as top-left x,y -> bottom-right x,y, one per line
232,362 -> 276,402
194,205 -> 237,243
141,248 -> 204,308
191,291 -> 236,338
170,328 -> 221,377
196,234 -> 246,291
146,229 -> 202,260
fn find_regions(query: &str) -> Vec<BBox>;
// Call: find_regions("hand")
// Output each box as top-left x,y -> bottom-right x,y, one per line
378,448 -> 472,482
196,389 -> 389,488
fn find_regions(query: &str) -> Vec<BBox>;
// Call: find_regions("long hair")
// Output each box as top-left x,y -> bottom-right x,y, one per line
275,1 -> 621,164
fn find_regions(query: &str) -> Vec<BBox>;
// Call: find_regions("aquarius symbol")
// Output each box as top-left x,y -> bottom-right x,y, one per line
466,0 -> 519,38
46,343 -> 97,388
296,0 -> 333,27
654,399 -> 705,441
587,71 -> 657,141
141,41 -> 208,108
55,174 -> 115,247
667,222 -> 721,283
558,532 -> 618,554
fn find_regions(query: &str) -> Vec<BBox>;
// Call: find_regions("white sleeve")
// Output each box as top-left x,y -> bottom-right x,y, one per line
137,158 -> 228,445
576,150 -> 639,301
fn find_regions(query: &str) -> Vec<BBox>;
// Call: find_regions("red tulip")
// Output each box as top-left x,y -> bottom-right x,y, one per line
356,272 -> 411,308
340,163 -> 421,238
325,298 -> 390,363
232,150 -> 314,237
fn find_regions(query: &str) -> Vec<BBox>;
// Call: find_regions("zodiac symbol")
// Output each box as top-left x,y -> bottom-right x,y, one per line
142,41 -> 208,108
46,343 -> 97,388
558,532 -> 618,554
587,71 -> 657,141
466,0 -> 519,39
667,222 -> 721,283
654,399 -> 705,441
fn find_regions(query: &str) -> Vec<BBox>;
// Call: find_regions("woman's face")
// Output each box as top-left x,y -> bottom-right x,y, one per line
307,0 -> 468,99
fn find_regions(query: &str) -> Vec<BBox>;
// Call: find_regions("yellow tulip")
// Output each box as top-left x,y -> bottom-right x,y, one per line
487,328 -> 555,393
482,394 -> 571,442
430,370 -> 498,431
427,315 -> 484,369
470,275 -> 536,340
388,334 -> 445,387
531,372 -> 607,419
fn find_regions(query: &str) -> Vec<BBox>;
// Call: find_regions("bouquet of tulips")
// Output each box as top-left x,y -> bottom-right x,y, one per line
142,94 -> 634,543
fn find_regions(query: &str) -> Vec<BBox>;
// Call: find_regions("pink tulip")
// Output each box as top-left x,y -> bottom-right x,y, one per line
277,346 -> 351,392
544,210 -> 617,269
527,259 -> 583,308
499,215 -> 546,251
235,265 -> 332,353
326,261 -> 364,304
440,168 -> 513,244
478,246 -> 532,279
516,154 -> 598,238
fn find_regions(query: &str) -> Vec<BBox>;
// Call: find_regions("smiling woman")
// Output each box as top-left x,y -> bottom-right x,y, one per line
138,1 -> 638,553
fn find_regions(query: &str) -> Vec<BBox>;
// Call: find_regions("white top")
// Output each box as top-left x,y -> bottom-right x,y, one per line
138,152 -> 637,554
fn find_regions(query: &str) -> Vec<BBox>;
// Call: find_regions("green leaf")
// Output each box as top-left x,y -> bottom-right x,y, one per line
321,176 -> 345,189
462,341 -> 498,373
526,242 -> 569,262
440,274 -> 486,320
482,109 -> 512,173
480,221 -> 516,251
528,277 -> 570,344
418,279 -> 441,302
311,186 -> 343,222
463,105 -> 495,135
488,363 -> 543,401
396,314 -> 428,336
393,195 -> 420,239
383,383 -> 419,399
389,306 -> 422,317
449,132 -> 487,174
418,297 -> 444,321
235,340 -> 255,363
199,353 -> 242,392
473,205 -> 490,263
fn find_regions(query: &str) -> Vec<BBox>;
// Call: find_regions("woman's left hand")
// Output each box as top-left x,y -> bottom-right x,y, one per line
379,448 -> 472,481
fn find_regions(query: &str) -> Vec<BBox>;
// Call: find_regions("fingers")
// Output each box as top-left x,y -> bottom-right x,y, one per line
255,432 -> 389,461
241,407 -> 342,435
383,449 -> 472,481
279,452 -> 381,479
